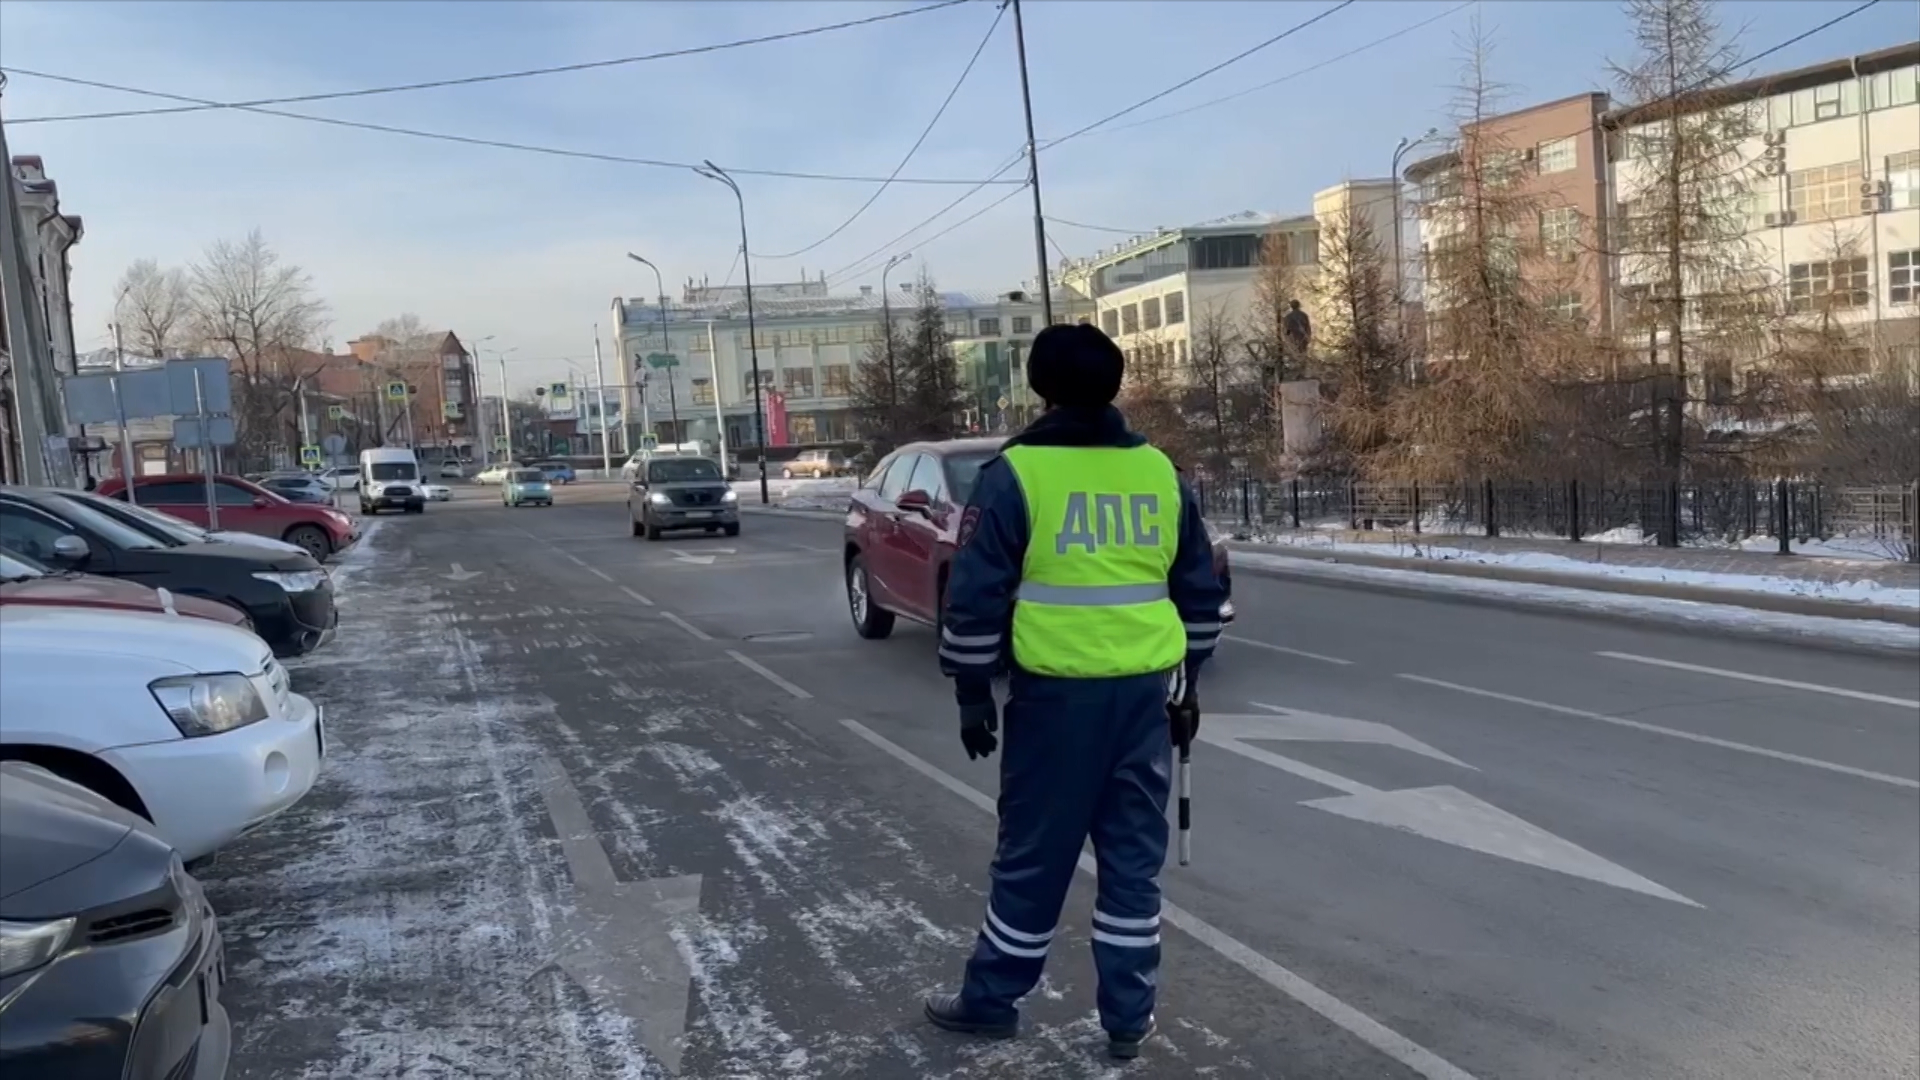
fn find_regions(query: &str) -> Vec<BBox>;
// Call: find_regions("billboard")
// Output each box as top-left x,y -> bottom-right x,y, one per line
765,389 -> 789,448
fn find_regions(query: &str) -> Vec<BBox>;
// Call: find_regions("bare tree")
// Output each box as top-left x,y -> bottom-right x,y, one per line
1609,0 -> 1772,474
188,230 -> 327,464
1116,330 -> 1191,464
111,259 -> 192,358
1307,208 -> 1406,470
1184,306 -> 1254,478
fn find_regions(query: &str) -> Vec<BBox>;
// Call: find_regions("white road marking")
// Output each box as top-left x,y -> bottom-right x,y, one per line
726,650 -> 813,699
838,718 -> 1480,1080
660,611 -> 713,641
671,551 -> 717,566
1596,651 -> 1920,710
443,562 -> 482,582
1245,703 -> 1476,769
560,551 -> 588,567
621,586 -> 655,607
1225,636 -> 1354,665
585,566 -> 613,582
1400,674 -> 1920,791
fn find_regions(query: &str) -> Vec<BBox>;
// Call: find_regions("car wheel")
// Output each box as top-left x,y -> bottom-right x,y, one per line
846,553 -> 895,640
645,522 -> 663,541
782,468 -> 793,479
723,523 -> 740,538
284,525 -> 331,559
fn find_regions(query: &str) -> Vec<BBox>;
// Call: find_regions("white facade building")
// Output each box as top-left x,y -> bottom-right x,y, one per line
11,156 -> 84,384
609,281 -> 1087,453
1606,43 -> 1919,384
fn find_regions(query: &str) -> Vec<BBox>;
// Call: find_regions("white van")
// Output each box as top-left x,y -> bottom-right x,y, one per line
359,448 -> 425,514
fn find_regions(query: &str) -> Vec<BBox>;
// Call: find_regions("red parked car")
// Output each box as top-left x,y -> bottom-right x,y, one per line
842,437 -> 1233,640
96,474 -> 357,561
0,546 -> 251,628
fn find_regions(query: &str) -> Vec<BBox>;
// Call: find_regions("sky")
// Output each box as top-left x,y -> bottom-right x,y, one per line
1,0 -> 1911,396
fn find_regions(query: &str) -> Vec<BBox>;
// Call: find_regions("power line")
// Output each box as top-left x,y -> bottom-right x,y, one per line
6,0 -> 973,124
0,68 -> 1018,186
1083,1 -> 1475,140
826,146 -> 1028,283
1039,0 -> 1356,152
1045,215 -> 1149,236
756,2 -> 1006,260
842,183 -> 1032,287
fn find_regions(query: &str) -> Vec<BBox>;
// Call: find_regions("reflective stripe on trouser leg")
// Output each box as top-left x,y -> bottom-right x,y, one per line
1088,672 -> 1173,1034
959,677 -> 1108,1021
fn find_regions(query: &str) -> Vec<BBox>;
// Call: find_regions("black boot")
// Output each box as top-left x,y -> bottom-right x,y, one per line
1107,1017 -> 1156,1060
923,993 -> 1018,1038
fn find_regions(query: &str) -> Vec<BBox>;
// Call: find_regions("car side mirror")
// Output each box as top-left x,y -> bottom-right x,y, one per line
896,489 -> 932,515
252,496 -> 270,509
51,534 -> 90,564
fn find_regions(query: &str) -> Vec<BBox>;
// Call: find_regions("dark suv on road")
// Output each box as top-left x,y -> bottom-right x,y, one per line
842,438 -> 1234,639
629,456 -> 740,540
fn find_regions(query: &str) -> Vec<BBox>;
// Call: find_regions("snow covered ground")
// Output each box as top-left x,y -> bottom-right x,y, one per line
735,478 -> 855,512
1229,532 -> 1920,611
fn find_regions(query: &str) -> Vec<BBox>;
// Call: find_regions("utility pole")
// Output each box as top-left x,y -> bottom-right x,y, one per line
1008,0 -> 1054,326
106,321 -> 140,500
497,353 -> 511,460
881,252 -> 911,434
591,326 -> 612,477
695,161 -> 769,505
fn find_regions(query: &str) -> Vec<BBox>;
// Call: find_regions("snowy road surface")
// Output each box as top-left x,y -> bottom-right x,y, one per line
205,489 -> 1920,1079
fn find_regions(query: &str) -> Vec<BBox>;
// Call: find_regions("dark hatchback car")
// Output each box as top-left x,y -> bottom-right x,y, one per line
256,474 -> 333,506
628,456 -> 740,540
0,761 -> 230,1080
842,438 -> 1234,639
0,487 -> 338,658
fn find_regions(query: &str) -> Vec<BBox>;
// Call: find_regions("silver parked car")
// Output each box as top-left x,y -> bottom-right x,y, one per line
628,456 -> 739,540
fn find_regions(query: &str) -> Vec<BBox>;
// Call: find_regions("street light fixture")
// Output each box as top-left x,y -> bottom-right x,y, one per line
1392,127 -> 1442,314
626,253 -> 677,447
880,252 -> 912,424
693,160 -> 770,506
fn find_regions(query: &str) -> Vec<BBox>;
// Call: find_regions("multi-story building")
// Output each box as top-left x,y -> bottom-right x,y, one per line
4,155 -> 83,484
1605,42 -> 1919,390
609,281 -> 1085,453
1403,92 -> 1615,335
10,157 -> 84,385
344,331 -> 478,458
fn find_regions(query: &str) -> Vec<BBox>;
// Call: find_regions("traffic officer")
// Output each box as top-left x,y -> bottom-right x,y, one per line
923,323 -> 1226,1059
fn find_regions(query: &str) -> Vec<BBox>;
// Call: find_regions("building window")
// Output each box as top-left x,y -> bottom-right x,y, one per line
821,363 -> 851,396
1142,297 -> 1162,330
1787,162 -> 1863,224
1536,136 -> 1577,175
1888,150 -> 1920,210
789,414 -> 819,444
1011,315 -> 1032,334
1165,291 -> 1185,325
1121,303 -> 1139,335
1100,309 -> 1119,336
691,378 -> 715,405
1546,292 -> 1583,322
977,317 -> 1001,336
742,370 -> 774,397
1890,249 -> 1919,305
782,368 -> 815,397
1539,207 -> 1580,259
1787,257 -> 1871,313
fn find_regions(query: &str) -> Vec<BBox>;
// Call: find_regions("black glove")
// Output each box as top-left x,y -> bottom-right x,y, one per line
960,700 -> 999,760
1167,687 -> 1199,749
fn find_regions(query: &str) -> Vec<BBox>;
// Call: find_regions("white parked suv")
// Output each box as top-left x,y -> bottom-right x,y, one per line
0,604 -> 326,860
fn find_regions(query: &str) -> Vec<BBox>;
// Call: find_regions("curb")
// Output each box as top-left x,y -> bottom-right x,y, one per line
1226,542 -> 1920,628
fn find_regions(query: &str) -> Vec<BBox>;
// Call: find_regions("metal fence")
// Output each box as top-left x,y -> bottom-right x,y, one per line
1193,476 -> 1920,562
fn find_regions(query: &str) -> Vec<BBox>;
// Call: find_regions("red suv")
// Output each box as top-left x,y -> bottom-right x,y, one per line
843,438 -> 1233,640
96,474 -> 357,561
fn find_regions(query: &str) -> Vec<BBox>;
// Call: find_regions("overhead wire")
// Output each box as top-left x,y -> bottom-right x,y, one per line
1045,215 -> 1150,236
5,0 -> 973,124
0,68 -> 1017,186
826,146 -> 1028,284
756,1 -> 1006,260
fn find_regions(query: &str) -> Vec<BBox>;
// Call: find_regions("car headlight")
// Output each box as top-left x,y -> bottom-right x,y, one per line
0,917 -> 75,977
254,570 -> 326,593
721,490 -> 739,503
648,492 -> 672,505
149,673 -> 271,737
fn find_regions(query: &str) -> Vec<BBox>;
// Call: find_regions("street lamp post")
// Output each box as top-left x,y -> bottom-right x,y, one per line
880,251 -> 911,430
694,160 -> 769,506
626,253 -> 676,447
1391,127 -> 1441,315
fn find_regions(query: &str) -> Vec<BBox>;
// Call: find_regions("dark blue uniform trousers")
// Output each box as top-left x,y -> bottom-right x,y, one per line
958,669 -> 1172,1034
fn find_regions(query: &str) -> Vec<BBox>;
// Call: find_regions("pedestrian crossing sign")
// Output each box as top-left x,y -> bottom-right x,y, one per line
299,445 -> 321,465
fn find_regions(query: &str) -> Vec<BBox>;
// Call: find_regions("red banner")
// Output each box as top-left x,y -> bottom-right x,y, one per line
765,389 -> 789,448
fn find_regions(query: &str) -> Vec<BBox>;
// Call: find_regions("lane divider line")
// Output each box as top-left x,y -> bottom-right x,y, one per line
727,650 -> 813,700
838,718 -> 1479,1080
660,611 -> 713,642
1595,651 -> 1920,710
1398,673 -> 1920,791
586,566 -> 614,583
621,586 -> 655,607
1226,636 -> 1355,666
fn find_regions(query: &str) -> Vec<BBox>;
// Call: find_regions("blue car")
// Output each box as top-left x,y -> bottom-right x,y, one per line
536,461 -> 576,484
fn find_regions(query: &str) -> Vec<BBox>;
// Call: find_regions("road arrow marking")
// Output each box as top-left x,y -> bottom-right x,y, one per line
1200,713 -> 1697,906
1243,703 -> 1475,769
535,757 -> 701,1073
669,551 -> 715,566
444,563 -> 482,582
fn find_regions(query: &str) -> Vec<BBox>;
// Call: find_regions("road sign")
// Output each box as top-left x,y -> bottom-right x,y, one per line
639,433 -> 659,451
386,381 -> 408,401
322,434 -> 348,456
299,445 -> 321,465
996,395 -> 1010,410
645,353 -> 679,370
494,435 -> 510,450
550,382 -> 570,398
327,404 -> 346,420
